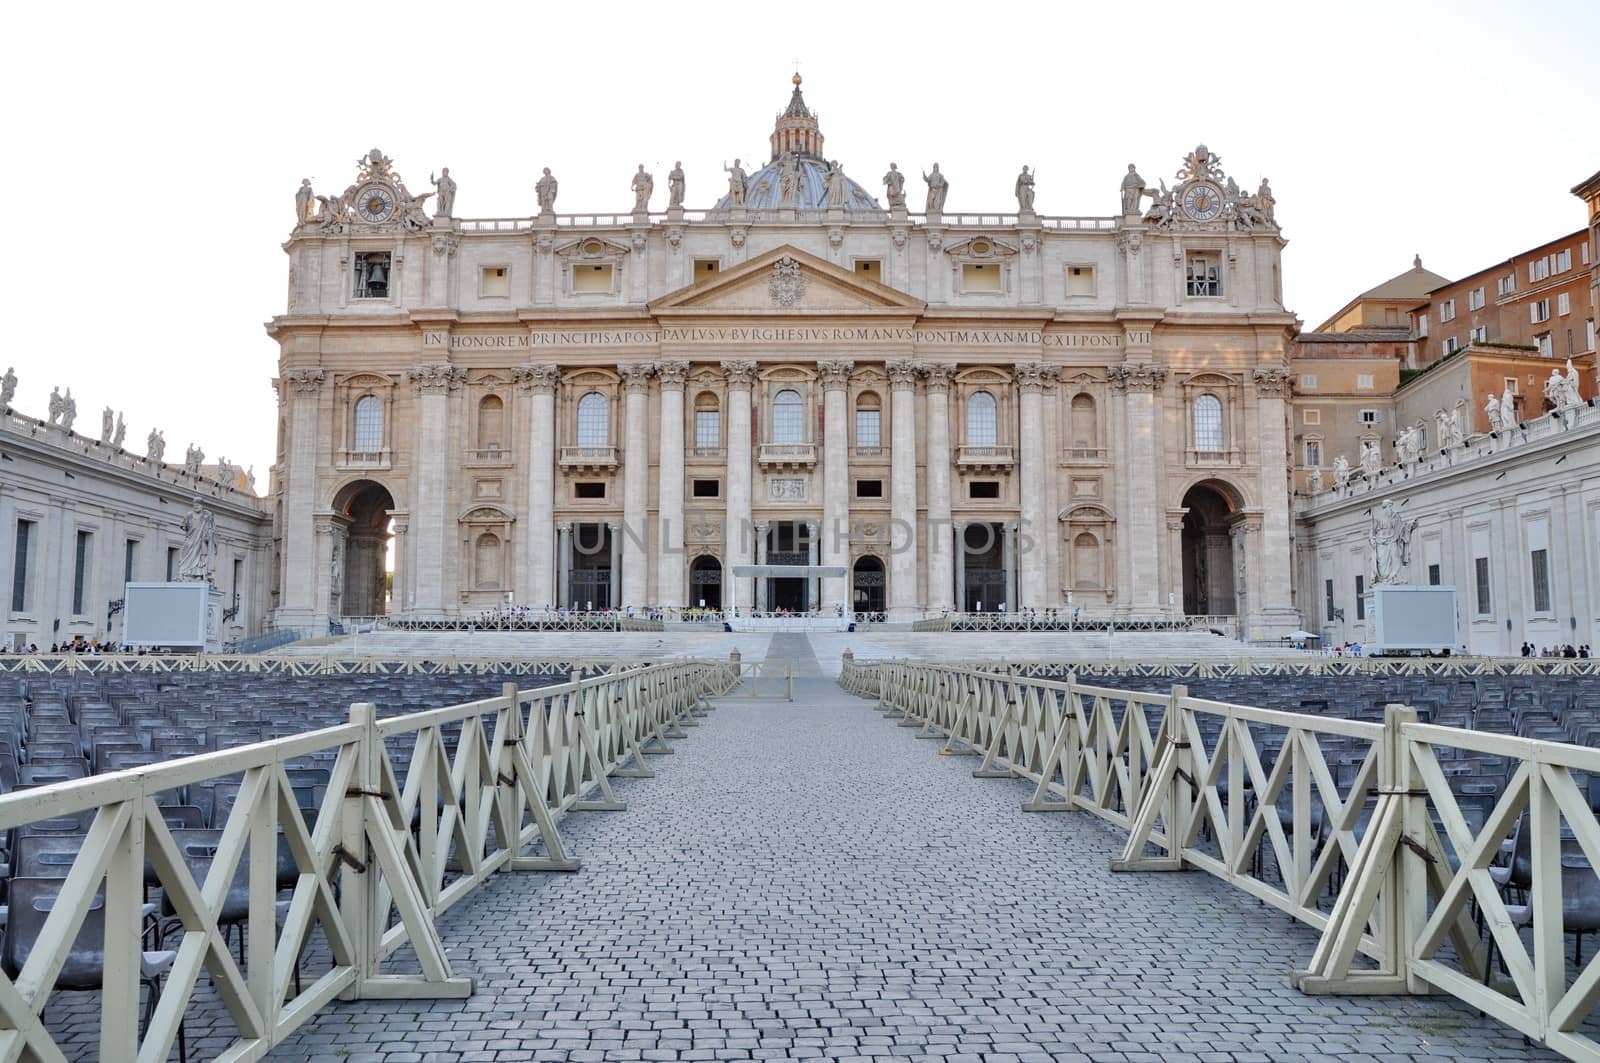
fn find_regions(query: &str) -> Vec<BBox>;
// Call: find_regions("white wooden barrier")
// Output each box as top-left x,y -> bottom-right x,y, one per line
0,657 -> 735,1062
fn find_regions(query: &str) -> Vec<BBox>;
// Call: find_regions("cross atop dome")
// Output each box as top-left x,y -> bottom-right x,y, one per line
771,72 -> 824,161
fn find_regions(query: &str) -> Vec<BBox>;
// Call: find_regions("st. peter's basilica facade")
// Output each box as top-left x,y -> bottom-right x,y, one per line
267,76 -> 1299,634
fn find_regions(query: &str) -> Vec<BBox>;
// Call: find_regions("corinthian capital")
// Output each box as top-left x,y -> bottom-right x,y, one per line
1252,366 -> 1290,396
816,359 -> 855,390
409,363 -> 466,394
1012,362 -> 1057,394
512,363 -> 560,394
721,360 -> 758,389
282,368 -> 325,395
1107,363 -> 1167,393
920,363 -> 957,392
655,360 -> 690,390
618,362 -> 656,393
885,359 -> 919,390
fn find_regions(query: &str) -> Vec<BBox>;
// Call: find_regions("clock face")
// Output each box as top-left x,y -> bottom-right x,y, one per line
1182,183 -> 1223,222
356,185 -> 395,223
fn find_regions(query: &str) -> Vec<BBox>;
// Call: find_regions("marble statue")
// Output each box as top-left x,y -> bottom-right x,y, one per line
536,168 -> 558,213
47,387 -> 63,425
1395,425 -> 1417,465
1485,391 -> 1502,433
1435,408 -> 1455,450
824,160 -> 846,209
1447,407 -> 1466,447
184,444 -> 204,478
1014,166 -> 1035,213
100,407 -> 114,444
1120,164 -> 1145,215
1545,367 -> 1567,410
882,163 -> 905,208
778,151 -> 801,206
430,168 -> 455,217
724,159 -> 747,207
314,192 -> 346,231
1332,453 -> 1351,487
1567,359 -> 1584,408
0,366 -> 14,408
112,413 -> 125,449
1359,440 -> 1381,479
1500,386 -> 1519,432
60,389 -> 75,432
1370,499 -> 1417,585
1142,180 -> 1175,227
401,190 -> 433,231
295,179 -> 314,225
177,497 -> 218,583
245,465 -> 256,493
147,428 -> 165,464
1307,466 -> 1324,494
631,165 -> 653,212
923,163 -> 948,213
1256,178 -> 1275,223
667,162 -> 685,209
216,456 -> 234,486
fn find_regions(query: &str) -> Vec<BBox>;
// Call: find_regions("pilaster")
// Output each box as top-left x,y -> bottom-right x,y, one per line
922,364 -> 956,613
514,363 -> 559,607
723,360 -> 757,611
817,359 -> 854,611
656,361 -> 688,609
887,359 -> 920,620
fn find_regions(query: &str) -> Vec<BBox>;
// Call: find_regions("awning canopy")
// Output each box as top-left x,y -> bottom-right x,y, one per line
730,565 -> 847,578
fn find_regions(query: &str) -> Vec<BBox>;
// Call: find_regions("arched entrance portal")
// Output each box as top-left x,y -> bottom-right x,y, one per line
852,555 -> 885,617
689,555 -> 723,611
334,481 -> 395,617
1180,482 -> 1238,616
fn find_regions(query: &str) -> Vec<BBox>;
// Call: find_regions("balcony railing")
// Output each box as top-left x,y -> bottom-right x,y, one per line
559,445 -> 618,469
1186,447 -> 1243,466
956,444 -> 1015,470
337,448 -> 392,469
757,442 -> 817,469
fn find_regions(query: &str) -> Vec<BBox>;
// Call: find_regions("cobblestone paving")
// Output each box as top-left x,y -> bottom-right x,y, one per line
272,673 -> 1555,1063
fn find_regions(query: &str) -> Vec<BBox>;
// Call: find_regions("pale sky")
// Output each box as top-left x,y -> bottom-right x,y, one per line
4,0 -> 1595,485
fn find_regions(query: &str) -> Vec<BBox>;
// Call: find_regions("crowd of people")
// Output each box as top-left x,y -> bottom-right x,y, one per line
1521,641 -> 1592,658
5,637 -> 133,655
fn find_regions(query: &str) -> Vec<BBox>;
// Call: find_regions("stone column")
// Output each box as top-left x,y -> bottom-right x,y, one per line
754,521 -> 769,611
1015,364 -> 1054,610
407,363 -> 465,617
1003,521 -> 1017,611
607,520 -> 621,608
922,365 -> 956,612
656,362 -> 688,609
619,363 -> 655,607
277,369 -> 325,628
723,361 -> 757,612
1251,367 -> 1296,634
953,520 -> 966,612
555,522 -> 571,608
515,364 -> 560,608
816,360 -> 854,611
887,359 -> 920,620
1110,362 -> 1167,618
806,521 -> 819,612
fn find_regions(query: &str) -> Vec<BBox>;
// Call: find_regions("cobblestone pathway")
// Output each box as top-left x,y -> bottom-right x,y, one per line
274,671 -> 1553,1063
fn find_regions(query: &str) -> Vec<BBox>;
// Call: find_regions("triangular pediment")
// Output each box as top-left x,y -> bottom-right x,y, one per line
650,245 -> 924,314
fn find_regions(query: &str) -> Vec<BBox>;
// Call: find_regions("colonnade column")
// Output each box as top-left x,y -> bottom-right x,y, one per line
1014,363 -> 1053,610
1111,362 -> 1167,618
887,360 -> 921,621
817,360 -> 854,611
607,520 -> 621,608
723,361 -> 757,612
655,362 -> 688,609
278,369 -> 325,626
555,522 -> 571,608
1251,367 -> 1296,634
516,364 -> 559,608
407,363 -> 464,617
922,365 -> 955,613
619,363 -> 655,608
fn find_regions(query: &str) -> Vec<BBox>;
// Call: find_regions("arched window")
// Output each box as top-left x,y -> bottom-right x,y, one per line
694,391 -> 721,449
772,388 -> 804,444
855,391 -> 882,449
1073,531 -> 1102,590
967,391 -> 998,446
474,532 -> 502,589
1193,394 -> 1223,452
1070,393 -> 1097,455
477,394 -> 504,451
353,396 -> 383,451
576,392 -> 608,447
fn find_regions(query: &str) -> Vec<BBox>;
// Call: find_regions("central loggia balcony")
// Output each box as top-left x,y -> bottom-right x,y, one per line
559,445 -> 618,471
757,442 -> 818,470
956,444 -> 1015,471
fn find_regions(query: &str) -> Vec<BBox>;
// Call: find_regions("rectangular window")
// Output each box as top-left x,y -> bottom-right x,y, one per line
1439,299 -> 1456,323
1499,274 -> 1516,296
574,482 -> 606,499
10,519 -> 32,613
1356,374 -> 1374,389
479,266 -> 509,298
1324,579 -> 1335,622
693,259 -> 721,280
1469,326 -> 1487,343
694,410 -> 720,449
855,409 -> 881,448
1359,409 -> 1379,425
1531,299 -> 1550,324
72,530 -> 91,615
1185,253 -> 1221,297
352,252 -> 391,299
1355,575 -> 1366,620
1468,288 -> 1485,311
1302,409 -> 1321,425
691,479 -> 719,499
969,481 -> 1000,499
1556,249 -> 1572,273
853,260 -> 881,283
1537,333 -> 1553,358
1588,319 -> 1596,352
573,263 -> 614,293
1299,374 -> 1317,389
1530,257 -> 1551,283
1475,557 -> 1491,615
1417,315 -> 1429,337
856,479 -> 884,498
232,558 -> 243,602
166,547 -> 177,582
1066,265 -> 1095,296
1304,440 -> 1321,467
1428,563 -> 1441,586
1558,292 -> 1571,316
1443,336 -> 1459,354
962,263 -> 1002,292
1531,548 -> 1551,613
124,539 -> 136,585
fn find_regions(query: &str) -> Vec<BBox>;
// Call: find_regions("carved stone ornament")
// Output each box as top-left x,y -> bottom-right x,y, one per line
666,227 -> 683,250
722,360 -> 759,390
768,256 -> 808,307
409,363 -> 467,394
1252,367 -> 1290,396
618,362 -> 656,392
828,228 -> 844,249
920,364 -> 956,391
892,228 -> 907,249
885,359 -> 919,390
1108,363 -> 1167,392
1115,231 -> 1143,257
283,368 -> 326,395
815,359 -> 855,391
730,228 -> 746,249
431,235 -> 458,257
1013,363 -> 1057,394
655,361 -> 689,389
512,363 -> 560,394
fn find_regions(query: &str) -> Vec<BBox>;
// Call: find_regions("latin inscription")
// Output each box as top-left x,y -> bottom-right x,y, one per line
437,329 -> 1145,349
